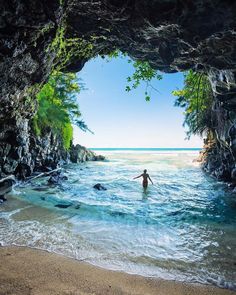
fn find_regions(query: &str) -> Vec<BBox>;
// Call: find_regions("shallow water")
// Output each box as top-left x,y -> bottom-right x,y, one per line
0,150 -> 236,289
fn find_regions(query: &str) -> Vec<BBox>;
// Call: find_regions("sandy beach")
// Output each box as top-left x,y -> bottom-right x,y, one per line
0,246 -> 234,295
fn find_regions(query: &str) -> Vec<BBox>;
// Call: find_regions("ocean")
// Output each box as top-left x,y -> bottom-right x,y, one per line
0,148 -> 236,289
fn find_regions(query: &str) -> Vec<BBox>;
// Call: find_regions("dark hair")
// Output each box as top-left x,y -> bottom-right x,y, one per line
144,169 -> 147,173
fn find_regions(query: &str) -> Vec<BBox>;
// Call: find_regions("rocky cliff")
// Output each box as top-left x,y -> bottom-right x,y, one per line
70,144 -> 105,163
0,118 -> 103,179
0,118 -> 69,179
0,1 -> 236,180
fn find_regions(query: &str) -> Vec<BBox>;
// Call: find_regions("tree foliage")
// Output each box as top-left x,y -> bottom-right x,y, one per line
48,24 -> 94,71
32,71 -> 91,150
172,70 -> 214,139
105,50 -> 162,101
126,60 -> 162,101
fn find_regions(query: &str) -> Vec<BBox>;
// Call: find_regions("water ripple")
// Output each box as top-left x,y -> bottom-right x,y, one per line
0,151 -> 236,290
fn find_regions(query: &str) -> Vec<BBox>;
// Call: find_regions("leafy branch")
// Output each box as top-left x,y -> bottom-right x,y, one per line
32,71 -> 92,149
173,70 -> 214,139
105,50 -> 162,101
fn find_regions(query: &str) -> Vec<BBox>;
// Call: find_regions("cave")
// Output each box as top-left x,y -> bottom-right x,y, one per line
1,0 -> 236,180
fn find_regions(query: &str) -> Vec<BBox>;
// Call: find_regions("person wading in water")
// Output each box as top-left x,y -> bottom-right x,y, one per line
133,169 -> 153,188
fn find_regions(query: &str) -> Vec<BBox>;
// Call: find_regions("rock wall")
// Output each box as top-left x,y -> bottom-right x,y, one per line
0,117 -> 32,178
200,70 -> 236,182
0,120 -> 104,179
0,119 -> 69,179
0,1 -> 236,180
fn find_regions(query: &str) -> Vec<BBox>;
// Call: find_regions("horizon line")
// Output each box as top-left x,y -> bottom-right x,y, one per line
89,147 -> 202,149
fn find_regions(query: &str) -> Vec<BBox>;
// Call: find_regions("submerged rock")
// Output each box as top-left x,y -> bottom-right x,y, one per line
0,195 -> 7,202
48,172 -> 68,185
1,1 -> 236,183
74,204 -> 81,209
55,203 -> 72,209
32,187 -> 49,192
110,211 -> 126,217
93,183 -> 107,191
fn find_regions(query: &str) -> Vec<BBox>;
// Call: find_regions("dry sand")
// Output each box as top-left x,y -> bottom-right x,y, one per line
0,246 -> 234,295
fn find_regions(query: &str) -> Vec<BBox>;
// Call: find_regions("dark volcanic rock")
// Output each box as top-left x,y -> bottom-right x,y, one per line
93,155 -> 106,161
74,204 -> 81,210
0,195 -> 7,202
0,176 -> 16,199
70,144 -> 105,163
48,172 -> 68,185
55,203 -> 72,209
0,118 -> 70,179
93,183 -> 107,191
30,131 -> 70,173
1,1 -> 236,180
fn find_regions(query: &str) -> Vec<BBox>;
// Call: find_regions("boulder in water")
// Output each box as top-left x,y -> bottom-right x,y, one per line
93,155 -> 106,161
93,183 -> 107,191
48,172 -> 68,185
0,175 -> 16,200
70,144 -> 105,163
0,195 -> 7,202
74,203 -> 81,210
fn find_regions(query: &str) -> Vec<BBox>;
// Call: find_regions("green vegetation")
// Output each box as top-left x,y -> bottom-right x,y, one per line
126,60 -> 162,101
105,50 -> 162,101
172,70 -> 214,139
38,39 -> 214,147
49,24 -> 94,71
32,71 -> 91,150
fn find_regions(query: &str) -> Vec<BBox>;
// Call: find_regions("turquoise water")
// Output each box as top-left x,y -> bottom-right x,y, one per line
0,149 -> 236,289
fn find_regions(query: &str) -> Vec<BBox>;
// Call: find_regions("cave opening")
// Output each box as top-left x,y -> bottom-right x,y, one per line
72,55 -> 203,149
1,2 -> 236,292
0,0 -> 235,182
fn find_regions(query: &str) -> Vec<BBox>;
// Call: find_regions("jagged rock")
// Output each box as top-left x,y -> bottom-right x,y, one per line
0,195 -> 7,202
70,144 -> 105,163
70,144 -> 95,163
0,175 -> 16,200
48,172 -> 68,185
93,183 -> 107,191
93,155 -> 106,161
231,166 -> 236,181
0,118 -> 70,178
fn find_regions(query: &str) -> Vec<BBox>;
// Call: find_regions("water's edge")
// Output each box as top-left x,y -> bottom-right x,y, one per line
0,150 -> 235,290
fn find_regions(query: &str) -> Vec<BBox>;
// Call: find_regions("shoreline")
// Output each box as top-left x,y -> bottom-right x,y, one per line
0,246 -> 234,295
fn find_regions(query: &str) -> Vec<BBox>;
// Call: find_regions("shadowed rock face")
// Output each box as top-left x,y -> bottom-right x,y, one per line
67,0 -> 236,72
0,0 -> 236,179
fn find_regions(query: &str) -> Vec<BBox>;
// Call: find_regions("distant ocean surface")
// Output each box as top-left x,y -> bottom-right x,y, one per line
0,148 -> 236,290
90,147 -> 201,151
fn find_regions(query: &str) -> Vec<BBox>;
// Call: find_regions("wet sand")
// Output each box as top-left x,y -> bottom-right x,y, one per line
0,246 -> 234,295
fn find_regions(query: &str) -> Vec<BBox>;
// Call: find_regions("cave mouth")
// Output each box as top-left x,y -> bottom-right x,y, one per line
0,0 -> 236,181
1,2 -> 236,291
72,55 -> 203,149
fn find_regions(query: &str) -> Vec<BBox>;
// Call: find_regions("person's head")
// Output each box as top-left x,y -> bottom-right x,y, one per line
144,169 -> 147,173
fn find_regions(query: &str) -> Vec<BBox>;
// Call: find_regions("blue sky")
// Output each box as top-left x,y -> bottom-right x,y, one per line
73,56 -> 202,148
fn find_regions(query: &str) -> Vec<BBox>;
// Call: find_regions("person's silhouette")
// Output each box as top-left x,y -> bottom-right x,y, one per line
133,169 -> 153,188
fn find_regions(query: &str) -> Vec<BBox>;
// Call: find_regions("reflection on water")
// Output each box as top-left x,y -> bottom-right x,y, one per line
0,150 -> 236,290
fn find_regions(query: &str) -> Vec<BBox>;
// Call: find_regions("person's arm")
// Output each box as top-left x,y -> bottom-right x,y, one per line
148,175 -> 153,184
133,174 -> 142,179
